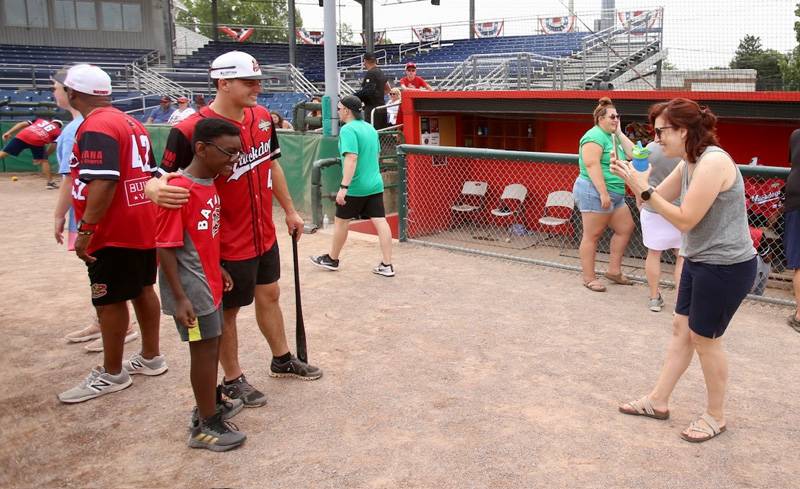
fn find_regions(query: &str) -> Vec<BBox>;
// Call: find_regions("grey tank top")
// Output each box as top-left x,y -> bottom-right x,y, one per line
680,146 -> 755,264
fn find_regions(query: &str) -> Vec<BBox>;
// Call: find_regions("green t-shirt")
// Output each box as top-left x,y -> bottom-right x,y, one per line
338,119 -> 384,196
578,125 -> 625,195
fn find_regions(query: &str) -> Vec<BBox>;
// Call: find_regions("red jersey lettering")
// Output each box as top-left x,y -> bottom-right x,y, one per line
16,118 -> 62,146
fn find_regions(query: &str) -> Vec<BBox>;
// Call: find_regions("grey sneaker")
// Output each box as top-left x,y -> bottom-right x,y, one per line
270,355 -> 323,381
649,293 -> 665,312
187,413 -> 246,452
220,374 -> 267,407
310,254 -> 339,271
189,386 -> 245,429
373,262 -> 395,277
123,353 -> 168,376
58,367 -> 132,404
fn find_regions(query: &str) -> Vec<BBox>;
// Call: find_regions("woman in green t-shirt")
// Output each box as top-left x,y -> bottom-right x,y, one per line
572,97 -> 635,292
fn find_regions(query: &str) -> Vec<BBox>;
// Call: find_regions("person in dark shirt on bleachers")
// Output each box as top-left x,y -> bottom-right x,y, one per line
146,96 -> 176,124
354,52 -> 389,130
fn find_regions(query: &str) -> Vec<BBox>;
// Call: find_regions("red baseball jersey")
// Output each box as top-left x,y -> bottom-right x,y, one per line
156,174 -> 223,312
400,76 -> 429,90
70,106 -> 156,254
160,105 -> 281,261
16,118 -> 62,146
744,177 -> 784,219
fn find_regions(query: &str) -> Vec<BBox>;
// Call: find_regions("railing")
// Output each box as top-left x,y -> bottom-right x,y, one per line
0,62 -> 132,90
127,64 -> 191,100
337,48 -> 389,69
397,40 -> 441,61
396,144 -> 793,307
437,52 -> 563,91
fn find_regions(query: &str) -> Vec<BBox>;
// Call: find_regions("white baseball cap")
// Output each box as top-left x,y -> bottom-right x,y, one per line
53,64 -> 112,96
209,51 -> 268,80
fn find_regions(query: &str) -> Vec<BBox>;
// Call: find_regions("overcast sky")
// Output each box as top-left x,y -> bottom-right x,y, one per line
295,0 -> 797,70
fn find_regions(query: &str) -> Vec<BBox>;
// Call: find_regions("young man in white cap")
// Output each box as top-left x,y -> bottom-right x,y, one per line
56,64 -> 166,403
146,51 -> 322,408
310,95 -> 395,277
167,96 -> 196,125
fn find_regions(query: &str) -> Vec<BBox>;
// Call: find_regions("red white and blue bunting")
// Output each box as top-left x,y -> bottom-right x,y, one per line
218,26 -> 255,42
617,9 -> 660,32
473,21 -> 504,38
412,26 -> 441,43
360,30 -> 387,46
539,16 -> 576,34
296,28 -> 324,45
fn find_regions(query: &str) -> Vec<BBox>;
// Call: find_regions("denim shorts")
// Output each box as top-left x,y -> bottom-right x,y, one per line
572,177 -> 626,214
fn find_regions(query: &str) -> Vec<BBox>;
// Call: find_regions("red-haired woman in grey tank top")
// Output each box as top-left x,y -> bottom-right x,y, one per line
610,98 -> 756,443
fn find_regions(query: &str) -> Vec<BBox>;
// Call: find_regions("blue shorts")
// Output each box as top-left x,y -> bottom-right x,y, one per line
783,209 -> 800,270
572,177 -> 626,214
675,256 -> 757,338
2,137 -> 45,160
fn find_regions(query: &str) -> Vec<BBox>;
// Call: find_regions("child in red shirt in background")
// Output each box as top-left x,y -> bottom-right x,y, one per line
156,118 -> 246,452
1,118 -> 63,188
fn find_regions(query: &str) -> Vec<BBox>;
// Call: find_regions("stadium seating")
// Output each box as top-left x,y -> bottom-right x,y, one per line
0,44 -> 153,66
410,33 -> 590,64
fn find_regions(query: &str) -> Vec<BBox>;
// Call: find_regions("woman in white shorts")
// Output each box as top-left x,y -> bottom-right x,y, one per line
639,142 -> 684,311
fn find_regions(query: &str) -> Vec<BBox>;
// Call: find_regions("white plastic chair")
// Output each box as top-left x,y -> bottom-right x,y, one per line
491,184 -> 528,218
538,190 -> 575,227
451,181 -> 489,213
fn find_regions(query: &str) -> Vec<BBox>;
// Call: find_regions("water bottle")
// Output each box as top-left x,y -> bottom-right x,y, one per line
322,214 -> 330,229
631,140 -> 651,172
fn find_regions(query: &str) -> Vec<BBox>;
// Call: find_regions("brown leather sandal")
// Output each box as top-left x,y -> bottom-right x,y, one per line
604,272 -> 633,285
583,279 -> 606,292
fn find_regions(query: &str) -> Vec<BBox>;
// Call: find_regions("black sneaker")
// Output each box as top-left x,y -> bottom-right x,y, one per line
46,181 -> 59,190
220,374 -> 267,407
187,413 -> 246,452
310,254 -> 339,271
189,385 -> 245,429
270,355 -> 323,381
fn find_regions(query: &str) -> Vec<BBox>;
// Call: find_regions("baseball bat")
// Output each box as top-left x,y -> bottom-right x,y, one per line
291,228 -> 308,363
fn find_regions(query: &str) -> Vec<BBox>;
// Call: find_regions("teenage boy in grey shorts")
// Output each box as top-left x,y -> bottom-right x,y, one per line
156,118 -> 247,452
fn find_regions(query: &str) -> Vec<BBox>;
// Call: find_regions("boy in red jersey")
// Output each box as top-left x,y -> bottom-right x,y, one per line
57,64 -> 166,404
1,117 -> 63,188
146,51 -> 321,409
157,118 -> 246,451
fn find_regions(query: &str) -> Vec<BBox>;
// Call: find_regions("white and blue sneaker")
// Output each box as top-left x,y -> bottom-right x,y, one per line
58,367 -> 132,404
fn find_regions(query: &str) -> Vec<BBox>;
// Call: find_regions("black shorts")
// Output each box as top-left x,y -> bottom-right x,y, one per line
675,256 -> 757,339
221,241 -> 280,309
335,192 -> 385,220
86,247 -> 157,306
2,138 -> 45,160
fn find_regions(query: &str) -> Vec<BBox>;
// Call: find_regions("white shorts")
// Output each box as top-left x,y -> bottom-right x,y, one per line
641,208 -> 682,251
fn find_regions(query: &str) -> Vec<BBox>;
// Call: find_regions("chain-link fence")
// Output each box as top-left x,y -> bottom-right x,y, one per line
397,144 -> 793,306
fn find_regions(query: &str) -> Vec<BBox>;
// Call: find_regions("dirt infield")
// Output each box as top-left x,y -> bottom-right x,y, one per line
2,174 -> 799,489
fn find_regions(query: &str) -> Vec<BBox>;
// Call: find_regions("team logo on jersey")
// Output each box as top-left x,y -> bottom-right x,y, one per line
228,141 -> 277,182
124,177 -> 151,207
258,119 -> 272,132
91,283 -> 108,299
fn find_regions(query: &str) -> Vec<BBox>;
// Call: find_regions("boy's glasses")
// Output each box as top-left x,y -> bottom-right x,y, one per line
203,141 -> 241,161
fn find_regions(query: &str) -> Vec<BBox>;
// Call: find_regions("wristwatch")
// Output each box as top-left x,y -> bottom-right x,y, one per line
339,184 -> 349,190
641,187 -> 656,201
77,219 -> 97,235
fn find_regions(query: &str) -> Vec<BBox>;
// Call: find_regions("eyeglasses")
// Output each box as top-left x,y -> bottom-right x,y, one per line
203,141 -> 241,161
654,126 -> 675,138
605,114 -> 620,120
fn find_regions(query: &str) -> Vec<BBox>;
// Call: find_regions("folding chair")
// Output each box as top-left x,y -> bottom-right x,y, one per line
451,181 -> 488,229
491,184 -> 528,237
537,190 -> 575,244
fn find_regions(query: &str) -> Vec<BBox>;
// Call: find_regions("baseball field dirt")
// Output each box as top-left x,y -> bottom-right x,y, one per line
1,174 -> 799,488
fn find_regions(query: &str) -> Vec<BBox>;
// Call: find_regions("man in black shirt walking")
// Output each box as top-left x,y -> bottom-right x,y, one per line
354,52 -> 389,129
